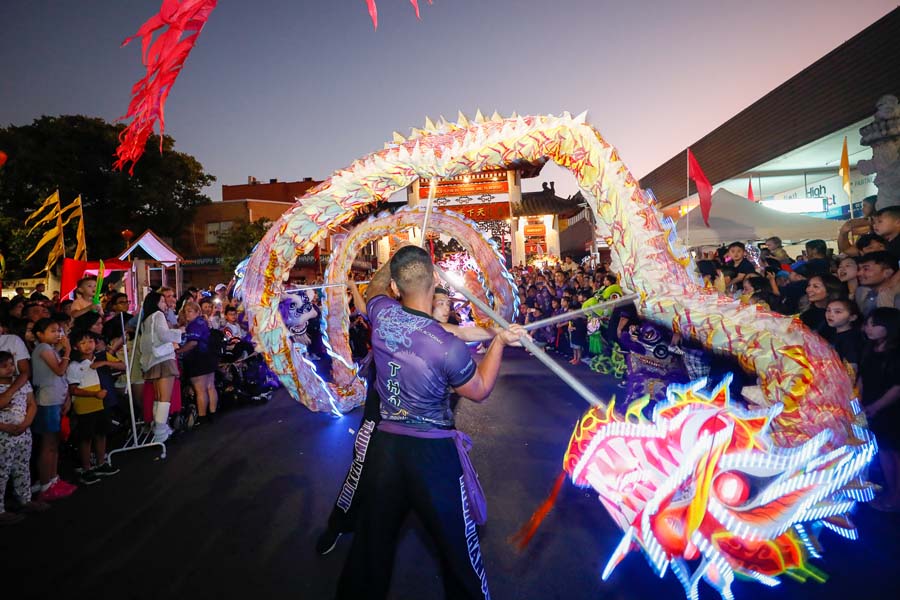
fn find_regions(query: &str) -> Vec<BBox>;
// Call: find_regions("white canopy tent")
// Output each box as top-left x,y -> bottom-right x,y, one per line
674,189 -> 843,247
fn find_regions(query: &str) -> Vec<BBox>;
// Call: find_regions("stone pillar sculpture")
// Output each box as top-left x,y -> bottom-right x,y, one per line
858,95 -> 900,209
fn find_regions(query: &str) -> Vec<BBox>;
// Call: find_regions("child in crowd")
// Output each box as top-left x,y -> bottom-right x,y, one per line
555,296 -> 569,355
525,305 -> 552,349
873,206 -> 900,260
222,305 -> 254,359
75,312 -> 126,419
53,311 -> 73,338
66,331 -> 120,485
859,307 -> 900,510
0,351 -> 47,524
70,277 -> 101,318
740,275 -> 771,307
568,298 -> 588,366
0,317 -> 32,405
824,298 -> 864,375
222,305 -> 246,341
200,297 -> 220,329
726,242 -> 758,284
30,318 -> 77,501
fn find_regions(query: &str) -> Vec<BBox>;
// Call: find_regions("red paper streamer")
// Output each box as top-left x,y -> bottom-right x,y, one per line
115,0 -> 218,175
364,1 -> 433,30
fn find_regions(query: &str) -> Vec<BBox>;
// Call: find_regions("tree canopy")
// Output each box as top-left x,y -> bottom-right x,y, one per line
0,115 -> 214,279
216,218 -> 272,275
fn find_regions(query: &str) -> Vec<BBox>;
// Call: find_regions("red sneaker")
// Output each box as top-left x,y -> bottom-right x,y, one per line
39,480 -> 77,502
56,480 -> 78,495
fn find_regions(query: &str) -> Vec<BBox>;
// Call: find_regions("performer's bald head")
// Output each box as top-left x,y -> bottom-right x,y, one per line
390,246 -> 435,296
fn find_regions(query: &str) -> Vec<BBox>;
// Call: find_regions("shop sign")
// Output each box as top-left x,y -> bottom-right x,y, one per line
296,253 -> 327,266
183,257 -> 223,266
448,203 -> 511,221
3,277 -> 44,288
772,170 -> 876,219
524,224 -> 546,237
419,179 -> 508,199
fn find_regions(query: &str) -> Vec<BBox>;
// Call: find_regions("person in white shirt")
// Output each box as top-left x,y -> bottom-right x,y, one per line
138,291 -> 183,443
0,318 -> 31,410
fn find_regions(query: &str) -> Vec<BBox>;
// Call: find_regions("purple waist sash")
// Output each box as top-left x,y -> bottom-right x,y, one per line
377,420 -> 487,525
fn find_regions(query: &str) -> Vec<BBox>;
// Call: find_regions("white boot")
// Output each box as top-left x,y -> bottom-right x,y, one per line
152,401 -> 172,443
142,400 -> 158,435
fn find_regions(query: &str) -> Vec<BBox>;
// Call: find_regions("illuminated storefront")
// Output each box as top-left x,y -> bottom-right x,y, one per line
643,8 -> 899,218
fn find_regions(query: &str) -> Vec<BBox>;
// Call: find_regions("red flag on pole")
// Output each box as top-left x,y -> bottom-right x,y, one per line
687,149 -> 713,227
747,177 -> 755,201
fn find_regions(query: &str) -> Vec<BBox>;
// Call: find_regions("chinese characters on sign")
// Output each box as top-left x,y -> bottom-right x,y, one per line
449,203 -> 511,221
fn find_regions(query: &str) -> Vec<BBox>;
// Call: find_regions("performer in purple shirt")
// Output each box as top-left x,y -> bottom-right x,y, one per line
336,246 -> 525,600
317,286 -> 499,556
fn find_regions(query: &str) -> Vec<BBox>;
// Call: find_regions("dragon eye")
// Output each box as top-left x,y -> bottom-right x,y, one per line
714,472 -> 750,506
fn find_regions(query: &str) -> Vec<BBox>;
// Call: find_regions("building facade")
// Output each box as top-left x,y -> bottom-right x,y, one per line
178,177 -> 321,288
640,8 -> 900,218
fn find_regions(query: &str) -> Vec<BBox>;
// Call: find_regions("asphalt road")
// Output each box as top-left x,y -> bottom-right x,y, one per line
5,347 -> 900,599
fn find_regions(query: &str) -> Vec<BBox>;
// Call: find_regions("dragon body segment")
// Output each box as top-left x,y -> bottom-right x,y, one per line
317,205 -> 518,413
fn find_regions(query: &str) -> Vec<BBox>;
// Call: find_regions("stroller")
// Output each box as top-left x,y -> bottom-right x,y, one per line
174,331 -> 278,430
216,331 -> 279,407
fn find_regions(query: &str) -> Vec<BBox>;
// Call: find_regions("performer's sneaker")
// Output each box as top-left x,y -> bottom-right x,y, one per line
93,463 -> 120,477
79,470 -> 101,486
316,528 -> 343,555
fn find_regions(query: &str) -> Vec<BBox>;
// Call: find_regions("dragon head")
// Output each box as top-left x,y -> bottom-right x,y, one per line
564,376 -> 876,600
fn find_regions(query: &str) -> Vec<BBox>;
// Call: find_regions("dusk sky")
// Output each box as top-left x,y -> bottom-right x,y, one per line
2,0 -> 896,200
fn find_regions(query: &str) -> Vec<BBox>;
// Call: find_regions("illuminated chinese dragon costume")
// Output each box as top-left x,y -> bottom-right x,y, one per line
235,112 -> 875,598
115,4 -> 876,596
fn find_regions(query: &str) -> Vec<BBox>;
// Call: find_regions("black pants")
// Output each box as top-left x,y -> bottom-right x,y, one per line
335,432 -> 490,600
326,364 -> 382,534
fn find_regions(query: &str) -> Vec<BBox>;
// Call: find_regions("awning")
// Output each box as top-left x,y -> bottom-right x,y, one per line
60,258 -> 133,299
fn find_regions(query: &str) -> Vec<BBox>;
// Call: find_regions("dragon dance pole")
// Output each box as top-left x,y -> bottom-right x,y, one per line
522,293 -> 640,331
284,281 -> 370,293
435,265 -> 605,408
419,176 -> 438,247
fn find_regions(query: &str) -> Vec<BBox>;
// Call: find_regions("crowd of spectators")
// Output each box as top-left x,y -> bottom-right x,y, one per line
0,277 -> 256,524
2,205 -> 899,522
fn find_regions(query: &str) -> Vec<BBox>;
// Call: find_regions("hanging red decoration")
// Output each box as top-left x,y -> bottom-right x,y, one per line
364,1 -> 432,30
114,0 -> 218,175
0,150 -> 7,168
